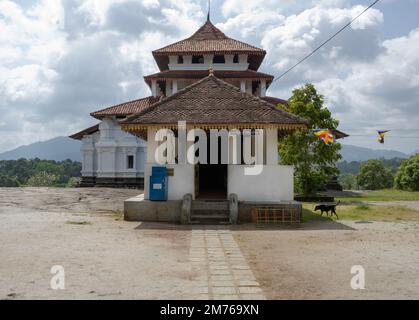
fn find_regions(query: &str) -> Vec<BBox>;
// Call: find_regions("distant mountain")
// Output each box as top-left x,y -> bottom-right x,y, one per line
0,138 -> 415,164
0,137 -> 81,162
340,145 -> 408,162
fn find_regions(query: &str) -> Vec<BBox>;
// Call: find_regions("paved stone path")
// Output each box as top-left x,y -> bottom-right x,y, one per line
189,228 -> 265,300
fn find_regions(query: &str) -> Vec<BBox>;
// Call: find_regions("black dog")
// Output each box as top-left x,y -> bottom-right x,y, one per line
314,201 -> 340,219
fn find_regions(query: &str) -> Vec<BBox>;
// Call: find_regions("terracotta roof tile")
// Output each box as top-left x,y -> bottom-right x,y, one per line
90,96 -> 161,119
69,124 -> 99,140
144,69 -> 274,81
261,96 -> 288,106
153,20 -> 265,55
123,75 -> 307,127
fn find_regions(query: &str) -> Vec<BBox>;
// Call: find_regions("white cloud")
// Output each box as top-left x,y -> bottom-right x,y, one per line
0,0 -> 204,152
0,0 -> 418,154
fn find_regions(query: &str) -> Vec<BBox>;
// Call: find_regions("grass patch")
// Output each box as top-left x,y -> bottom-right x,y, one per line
303,203 -> 419,222
66,220 -> 92,225
355,205 -> 371,211
111,210 -> 124,221
336,189 -> 419,202
301,208 -> 333,223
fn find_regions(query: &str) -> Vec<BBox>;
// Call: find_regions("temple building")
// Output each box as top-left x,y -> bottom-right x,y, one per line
71,17 -> 345,223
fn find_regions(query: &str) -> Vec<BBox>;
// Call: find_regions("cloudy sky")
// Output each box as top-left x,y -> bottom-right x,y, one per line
1,0 -> 419,153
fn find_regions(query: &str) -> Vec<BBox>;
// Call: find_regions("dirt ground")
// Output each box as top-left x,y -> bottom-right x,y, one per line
1,188 -> 418,300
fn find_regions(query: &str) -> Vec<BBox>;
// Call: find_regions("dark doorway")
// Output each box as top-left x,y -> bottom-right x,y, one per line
197,164 -> 227,200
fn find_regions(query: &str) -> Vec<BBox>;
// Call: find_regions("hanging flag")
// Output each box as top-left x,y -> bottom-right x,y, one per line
313,129 -> 335,146
377,130 -> 390,144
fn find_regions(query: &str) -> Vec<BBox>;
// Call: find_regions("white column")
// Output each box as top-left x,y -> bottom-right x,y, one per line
240,80 -> 246,93
239,54 -> 248,64
81,136 -> 95,177
260,80 -> 266,97
169,55 -> 177,65
172,80 -> 178,94
204,54 -> 213,67
166,81 -> 172,96
225,54 -> 234,64
147,128 -> 158,163
151,80 -> 157,97
266,128 -> 279,165
246,80 -> 252,95
183,55 -> 192,64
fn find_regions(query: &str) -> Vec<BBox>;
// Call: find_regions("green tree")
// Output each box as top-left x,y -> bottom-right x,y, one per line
357,159 -> 393,190
26,171 -> 59,187
66,177 -> 82,188
339,173 -> 357,190
0,174 -> 20,187
278,84 -> 342,195
394,154 -> 419,191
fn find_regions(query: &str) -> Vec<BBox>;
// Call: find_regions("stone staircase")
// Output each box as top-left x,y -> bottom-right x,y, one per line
191,200 -> 230,225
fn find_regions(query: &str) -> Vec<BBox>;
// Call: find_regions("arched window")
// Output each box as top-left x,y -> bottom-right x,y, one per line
213,55 -> 225,64
192,55 -> 204,64
177,55 -> 184,64
233,54 -> 239,63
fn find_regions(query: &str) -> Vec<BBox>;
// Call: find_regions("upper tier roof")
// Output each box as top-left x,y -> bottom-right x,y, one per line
144,69 -> 274,89
153,20 -> 266,71
122,75 -> 307,129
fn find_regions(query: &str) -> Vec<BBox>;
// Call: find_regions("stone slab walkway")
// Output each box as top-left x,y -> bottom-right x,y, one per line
189,228 -> 265,300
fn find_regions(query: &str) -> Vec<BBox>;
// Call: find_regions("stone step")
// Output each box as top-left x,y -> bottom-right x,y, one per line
192,201 -> 229,211
191,210 -> 229,216
191,214 -> 229,220
190,216 -> 230,225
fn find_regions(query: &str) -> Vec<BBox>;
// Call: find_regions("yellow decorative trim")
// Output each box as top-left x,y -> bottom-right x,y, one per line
121,123 -> 306,132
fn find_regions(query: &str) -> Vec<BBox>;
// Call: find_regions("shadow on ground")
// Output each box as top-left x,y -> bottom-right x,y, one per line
134,220 -> 355,231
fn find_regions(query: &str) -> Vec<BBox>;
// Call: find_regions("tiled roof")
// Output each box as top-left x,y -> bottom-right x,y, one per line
69,124 -> 99,140
90,96 -> 161,119
122,75 -> 307,127
152,20 -> 266,71
261,96 -> 288,106
153,20 -> 265,56
144,69 -> 274,81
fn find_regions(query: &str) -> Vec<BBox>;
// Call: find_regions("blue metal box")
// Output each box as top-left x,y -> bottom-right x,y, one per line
149,166 -> 168,201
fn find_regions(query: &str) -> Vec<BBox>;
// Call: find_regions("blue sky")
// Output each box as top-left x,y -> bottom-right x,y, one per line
1,0 -> 419,153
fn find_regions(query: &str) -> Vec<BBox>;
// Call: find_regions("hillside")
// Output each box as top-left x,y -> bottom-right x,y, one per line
340,144 -> 408,162
0,137 -> 81,162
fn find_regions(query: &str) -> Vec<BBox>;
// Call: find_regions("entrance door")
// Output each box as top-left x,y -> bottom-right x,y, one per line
197,164 -> 227,200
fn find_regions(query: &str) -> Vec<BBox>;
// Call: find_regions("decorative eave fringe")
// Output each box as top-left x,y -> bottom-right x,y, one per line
121,123 -> 306,132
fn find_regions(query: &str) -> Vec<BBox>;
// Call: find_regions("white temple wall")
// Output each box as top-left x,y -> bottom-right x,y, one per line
227,165 -> 294,201
144,163 -> 195,200
168,54 -> 249,71
81,118 -> 146,178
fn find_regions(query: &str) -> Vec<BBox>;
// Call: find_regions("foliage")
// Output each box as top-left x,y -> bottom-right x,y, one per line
336,189 -> 419,202
338,158 -> 405,175
278,84 -> 342,195
67,177 -> 82,188
0,159 -> 81,187
303,203 -> 419,222
26,172 -> 59,187
0,174 -> 20,187
339,173 -> 358,190
394,154 -> 419,191
356,159 -> 394,190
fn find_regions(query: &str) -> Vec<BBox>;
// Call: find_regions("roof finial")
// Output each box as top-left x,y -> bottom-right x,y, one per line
207,0 -> 211,21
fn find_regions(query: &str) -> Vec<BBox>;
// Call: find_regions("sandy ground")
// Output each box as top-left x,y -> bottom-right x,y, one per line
235,221 -> 419,299
1,188 -> 419,300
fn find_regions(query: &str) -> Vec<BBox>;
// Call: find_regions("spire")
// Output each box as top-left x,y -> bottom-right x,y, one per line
207,0 -> 211,21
